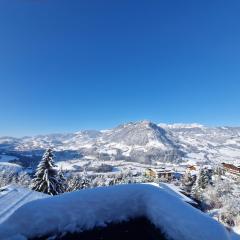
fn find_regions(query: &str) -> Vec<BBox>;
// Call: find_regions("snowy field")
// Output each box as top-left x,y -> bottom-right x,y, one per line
55,159 -> 183,176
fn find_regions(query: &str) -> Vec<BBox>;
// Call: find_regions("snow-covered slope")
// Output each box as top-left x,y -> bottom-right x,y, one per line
0,184 -> 230,240
102,121 -> 174,147
0,121 -> 240,165
161,124 -> 240,165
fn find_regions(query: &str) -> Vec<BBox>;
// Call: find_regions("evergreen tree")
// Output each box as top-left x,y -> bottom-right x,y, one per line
197,168 -> 211,189
66,174 -> 82,192
58,169 -> 67,192
191,168 -> 212,201
181,172 -> 196,193
18,172 -> 32,188
32,149 -> 64,195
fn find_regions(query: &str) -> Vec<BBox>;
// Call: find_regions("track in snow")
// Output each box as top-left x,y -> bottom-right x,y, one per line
0,186 -> 48,223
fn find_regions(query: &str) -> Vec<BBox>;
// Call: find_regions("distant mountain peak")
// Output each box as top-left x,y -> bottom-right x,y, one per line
117,120 -> 159,129
102,120 -> 175,149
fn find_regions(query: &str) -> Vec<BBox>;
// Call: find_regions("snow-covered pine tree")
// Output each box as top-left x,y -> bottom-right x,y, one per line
32,149 -> 64,195
65,174 -> 81,192
197,168 -> 211,189
58,169 -> 67,192
191,167 -> 212,202
181,172 -> 196,193
18,172 -> 32,188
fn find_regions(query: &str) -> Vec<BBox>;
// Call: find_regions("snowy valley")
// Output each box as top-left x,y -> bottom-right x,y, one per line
1,121 -> 240,172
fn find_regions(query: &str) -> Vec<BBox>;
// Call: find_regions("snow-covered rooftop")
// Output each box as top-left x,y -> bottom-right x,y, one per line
0,184 -> 230,240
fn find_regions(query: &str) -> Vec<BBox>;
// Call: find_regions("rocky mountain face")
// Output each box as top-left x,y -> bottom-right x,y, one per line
1,121 -> 240,166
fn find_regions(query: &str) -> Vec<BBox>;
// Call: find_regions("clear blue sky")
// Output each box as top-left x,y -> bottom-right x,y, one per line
0,0 -> 240,136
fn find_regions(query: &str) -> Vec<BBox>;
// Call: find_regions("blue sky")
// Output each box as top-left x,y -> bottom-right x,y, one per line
0,0 -> 240,136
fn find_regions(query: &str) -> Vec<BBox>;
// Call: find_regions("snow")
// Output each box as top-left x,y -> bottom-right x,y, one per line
0,154 -> 22,173
233,227 -> 240,236
159,123 -> 204,129
0,185 -> 48,224
56,160 -> 84,171
146,139 -> 167,149
159,182 -> 198,205
230,231 -> 240,240
0,163 -> 22,173
0,184 -> 230,240
218,148 -> 240,158
186,152 -> 206,160
0,155 -> 19,162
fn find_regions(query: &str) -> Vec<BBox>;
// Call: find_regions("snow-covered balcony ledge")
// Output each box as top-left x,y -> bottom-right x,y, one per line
0,184 -> 230,240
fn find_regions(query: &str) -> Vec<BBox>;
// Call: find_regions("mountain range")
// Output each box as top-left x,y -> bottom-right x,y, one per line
1,121 -> 240,167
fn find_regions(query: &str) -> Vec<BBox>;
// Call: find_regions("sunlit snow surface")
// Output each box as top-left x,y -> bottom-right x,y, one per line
0,155 -> 22,173
0,184 -> 231,240
0,185 -> 48,224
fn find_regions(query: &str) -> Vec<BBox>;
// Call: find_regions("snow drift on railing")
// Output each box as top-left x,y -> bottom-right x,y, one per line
0,184 -> 230,240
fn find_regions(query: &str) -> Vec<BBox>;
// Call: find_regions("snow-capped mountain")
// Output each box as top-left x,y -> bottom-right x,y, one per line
0,121 -> 240,166
163,124 -> 240,165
